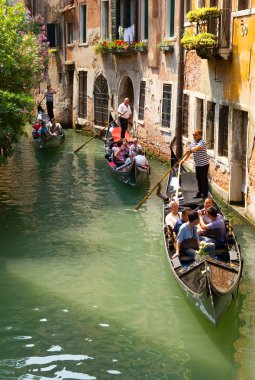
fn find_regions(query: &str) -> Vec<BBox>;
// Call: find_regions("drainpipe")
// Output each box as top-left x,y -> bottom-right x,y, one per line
175,1 -> 184,159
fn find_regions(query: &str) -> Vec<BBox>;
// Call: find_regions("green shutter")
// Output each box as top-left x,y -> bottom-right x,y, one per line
170,0 -> 175,37
144,0 -> 148,39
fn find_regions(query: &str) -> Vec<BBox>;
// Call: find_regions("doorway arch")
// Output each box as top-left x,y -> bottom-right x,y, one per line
94,74 -> 109,126
118,76 -> 134,112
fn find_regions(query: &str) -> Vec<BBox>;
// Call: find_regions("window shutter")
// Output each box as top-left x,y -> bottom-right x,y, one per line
111,0 -> 120,40
56,23 -> 62,47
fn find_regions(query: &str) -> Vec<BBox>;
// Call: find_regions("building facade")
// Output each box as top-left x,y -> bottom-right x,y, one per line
25,0 -> 255,223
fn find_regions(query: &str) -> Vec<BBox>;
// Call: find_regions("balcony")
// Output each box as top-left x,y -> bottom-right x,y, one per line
184,7 -> 232,61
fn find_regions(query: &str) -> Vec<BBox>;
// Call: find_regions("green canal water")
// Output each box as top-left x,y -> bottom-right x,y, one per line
0,130 -> 255,380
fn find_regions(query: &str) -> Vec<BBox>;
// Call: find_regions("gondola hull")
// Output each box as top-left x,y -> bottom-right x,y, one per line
163,167 -> 242,325
106,159 -> 149,187
33,135 -> 65,149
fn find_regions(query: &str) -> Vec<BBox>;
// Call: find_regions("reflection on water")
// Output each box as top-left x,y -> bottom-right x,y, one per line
0,130 -> 254,379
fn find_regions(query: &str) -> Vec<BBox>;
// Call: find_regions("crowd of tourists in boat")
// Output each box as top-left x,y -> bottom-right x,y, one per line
161,189 -> 228,260
106,137 -> 149,170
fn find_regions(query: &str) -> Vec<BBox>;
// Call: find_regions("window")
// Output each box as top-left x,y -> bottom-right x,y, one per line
162,84 -> 172,128
197,0 -> 205,7
206,101 -> 215,149
138,81 -> 146,120
67,23 -> 73,45
94,75 -> 109,127
238,0 -> 250,10
141,0 -> 148,40
196,98 -> 204,133
166,0 -> 175,37
80,4 -> 87,43
218,105 -> 229,157
112,0 -> 137,41
78,72 -> 87,119
101,1 -> 109,39
182,94 -> 189,137
47,23 -> 62,47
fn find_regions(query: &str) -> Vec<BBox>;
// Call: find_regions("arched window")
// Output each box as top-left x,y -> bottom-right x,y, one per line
94,75 -> 109,127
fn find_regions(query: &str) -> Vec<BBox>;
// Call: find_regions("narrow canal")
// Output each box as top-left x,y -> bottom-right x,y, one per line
0,130 -> 254,380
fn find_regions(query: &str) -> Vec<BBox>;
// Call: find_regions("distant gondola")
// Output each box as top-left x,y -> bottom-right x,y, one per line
104,124 -> 150,187
32,107 -> 65,149
163,166 -> 243,325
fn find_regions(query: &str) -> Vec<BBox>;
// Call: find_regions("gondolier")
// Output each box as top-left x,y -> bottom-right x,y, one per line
43,85 -> 56,120
118,98 -> 132,139
183,130 -> 209,199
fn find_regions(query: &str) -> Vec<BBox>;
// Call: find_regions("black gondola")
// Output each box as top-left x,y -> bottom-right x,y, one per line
163,166 -> 243,325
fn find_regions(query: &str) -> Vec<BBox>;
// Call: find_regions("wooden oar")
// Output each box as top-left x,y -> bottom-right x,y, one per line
73,112 -> 127,154
134,153 -> 188,211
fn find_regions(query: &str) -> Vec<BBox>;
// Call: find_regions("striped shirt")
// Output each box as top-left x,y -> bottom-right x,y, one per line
190,139 -> 209,167
44,89 -> 54,102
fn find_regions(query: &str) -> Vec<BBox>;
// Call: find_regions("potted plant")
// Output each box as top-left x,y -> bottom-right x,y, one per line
158,40 -> 175,52
181,32 -> 218,58
180,33 -> 197,50
133,41 -> 148,52
186,7 -> 221,23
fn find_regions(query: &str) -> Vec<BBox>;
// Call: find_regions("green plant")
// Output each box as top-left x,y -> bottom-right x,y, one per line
181,32 -> 217,50
48,48 -> 58,53
186,7 -> 221,22
197,242 -> 209,256
94,39 -> 134,54
134,41 -> 147,48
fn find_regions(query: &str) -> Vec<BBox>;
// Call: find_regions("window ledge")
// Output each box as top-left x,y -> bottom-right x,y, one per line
78,43 -> 88,47
137,120 -> 145,126
163,36 -> 177,42
67,44 -> 74,48
207,149 -> 215,159
160,127 -> 171,133
216,155 -> 229,167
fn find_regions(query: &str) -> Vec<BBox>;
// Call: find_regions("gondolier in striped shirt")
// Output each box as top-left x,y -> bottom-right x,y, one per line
184,129 -> 209,199
43,85 -> 56,120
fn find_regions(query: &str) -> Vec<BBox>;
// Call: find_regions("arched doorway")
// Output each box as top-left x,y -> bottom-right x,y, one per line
94,74 -> 109,126
118,76 -> 134,112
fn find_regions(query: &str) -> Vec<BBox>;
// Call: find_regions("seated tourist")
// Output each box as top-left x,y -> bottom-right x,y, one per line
38,121 -> 53,142
198,206 -> 226,249
129,138 -> 142,158
165,201 -> 180,229
173,207 -> 192,234
32,119 -> 42,139
114,140 -> 126,166
49,118 -> 62,136
133,148 -> 149,169
172,211 -> 215,259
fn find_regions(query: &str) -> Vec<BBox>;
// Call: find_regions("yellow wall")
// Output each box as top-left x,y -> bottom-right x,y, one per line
223,14 -> 255,106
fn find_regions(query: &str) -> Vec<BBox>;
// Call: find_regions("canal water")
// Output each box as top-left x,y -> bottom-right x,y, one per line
0,130 -> 254,380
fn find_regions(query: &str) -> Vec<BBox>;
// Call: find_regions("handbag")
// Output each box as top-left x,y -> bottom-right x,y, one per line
181,238 -> 199,250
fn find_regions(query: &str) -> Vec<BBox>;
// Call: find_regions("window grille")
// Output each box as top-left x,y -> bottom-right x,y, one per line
182,94 -> 189,137
138,81 -> 146,120
218,105 -> 229,157
206,101 -> 215,149
162,84 -> 172,128
78,72 -> 87,119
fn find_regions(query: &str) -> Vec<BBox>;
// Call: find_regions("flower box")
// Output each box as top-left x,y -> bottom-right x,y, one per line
159,44 -> 174,52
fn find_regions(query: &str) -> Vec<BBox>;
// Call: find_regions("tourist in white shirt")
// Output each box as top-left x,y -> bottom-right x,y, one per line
134,148 -> 149,168
129,138 -> 142,157
118,98 -> 132,138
